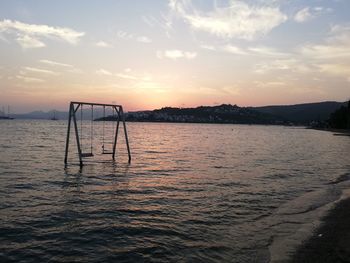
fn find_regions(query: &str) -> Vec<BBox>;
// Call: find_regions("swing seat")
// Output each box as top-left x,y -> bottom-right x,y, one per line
81,152 -> 94,158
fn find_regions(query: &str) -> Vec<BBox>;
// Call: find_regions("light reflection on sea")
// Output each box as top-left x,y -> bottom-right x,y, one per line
0,120 -> 349,262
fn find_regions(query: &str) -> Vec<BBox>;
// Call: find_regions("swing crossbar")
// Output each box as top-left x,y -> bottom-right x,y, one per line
64,101 -> 131,167
71,101 -> 122,108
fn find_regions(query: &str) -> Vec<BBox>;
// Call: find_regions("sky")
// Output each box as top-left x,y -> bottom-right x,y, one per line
0,0 -> 349,113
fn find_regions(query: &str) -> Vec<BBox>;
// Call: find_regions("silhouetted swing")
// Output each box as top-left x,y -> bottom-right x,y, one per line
64,101 -> 131,166
80,104 -> 94,158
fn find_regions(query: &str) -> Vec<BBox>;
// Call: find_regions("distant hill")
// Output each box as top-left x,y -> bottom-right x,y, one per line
254,101 -> 346,124
125,104 -> 285,124
12,108 -> 107,120
10,101 -> 347,125
12,110 -> 69,120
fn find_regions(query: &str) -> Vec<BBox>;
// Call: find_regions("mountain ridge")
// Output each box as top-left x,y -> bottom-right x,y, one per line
8,101 -> 347,124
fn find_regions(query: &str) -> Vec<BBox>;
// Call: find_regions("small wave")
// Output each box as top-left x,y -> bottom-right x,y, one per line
31,145 -> 49,148
216,181 -> 249,187
144,150 -> 167,154
276,188 -> 341,216
212,165 -> 236,170
328,173 -> 350,185
0,145 -> 13,149
264,173 -> 290,180
268,187 -> 343,262
11,183 -> 35,190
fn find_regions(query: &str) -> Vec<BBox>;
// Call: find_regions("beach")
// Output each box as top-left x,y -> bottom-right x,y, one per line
292,196 -> 350,262
292,130 -> 350,261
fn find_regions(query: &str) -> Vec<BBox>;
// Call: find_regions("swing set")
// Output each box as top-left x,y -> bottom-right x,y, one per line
64,101 -> 131,166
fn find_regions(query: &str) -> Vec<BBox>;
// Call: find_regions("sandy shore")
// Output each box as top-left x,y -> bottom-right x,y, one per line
307,127 -> 350,136
291,198 -> 350,262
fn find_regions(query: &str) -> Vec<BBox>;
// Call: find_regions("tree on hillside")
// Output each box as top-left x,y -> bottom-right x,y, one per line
329,100 -> 350,129
348,100 -> 350,129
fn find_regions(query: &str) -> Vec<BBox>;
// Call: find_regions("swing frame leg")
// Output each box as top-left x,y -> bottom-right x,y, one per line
64,103 -> 72,165
112,106 -> 120,161
72,104 -> 83,166
121,106 -> 131,163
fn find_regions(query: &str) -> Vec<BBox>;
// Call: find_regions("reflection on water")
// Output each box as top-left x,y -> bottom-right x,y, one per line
0,120 -> 350,262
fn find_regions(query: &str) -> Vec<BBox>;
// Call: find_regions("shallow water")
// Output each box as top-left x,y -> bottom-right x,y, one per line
0,120 -> 349,262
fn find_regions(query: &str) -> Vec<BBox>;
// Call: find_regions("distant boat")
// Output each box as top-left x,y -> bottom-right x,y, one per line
0,105 -> 14,119
50,110 -> 59,120
0,116 -> 14,120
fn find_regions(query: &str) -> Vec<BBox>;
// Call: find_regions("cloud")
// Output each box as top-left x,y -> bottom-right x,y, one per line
330,24 -> 350,43
200,44 -> 216,51
294,6 -> 332,23
294,7 -> 312,23
222,45 -> 247,55
301,44 -> 350,59
0,19 -> 85,48
117,30 -> 152,44
136,36 -> 152,43
254,80 -> 286,88
157,49 -> 197,60
248,46 -> 290,57
16,75 -> 45,83
95,41 -> 113,47
67,68 -> 83,74
284,24 -> 350,80
201,43 -> 289,57
39,59 -> 73,68
169,0 -> 287,40
142,16 -> 156,27
96,69 -> 113,76
24,66 -> 59,75
254,59 -> 299,73
95,68 -> 140,80
142,14 -> 173,39
115,73 -> 138,80
117,30 -> 133,40
300,24 -> 350,59
16,35 -> 45,48
318,64 -> 350,77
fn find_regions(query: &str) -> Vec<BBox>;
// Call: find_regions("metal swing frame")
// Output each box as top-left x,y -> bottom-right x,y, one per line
64,101 -> 131,166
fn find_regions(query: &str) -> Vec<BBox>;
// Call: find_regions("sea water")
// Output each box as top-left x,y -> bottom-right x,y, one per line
0,120 -> 349,262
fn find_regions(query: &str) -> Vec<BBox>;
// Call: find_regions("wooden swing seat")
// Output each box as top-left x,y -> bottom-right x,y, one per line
102,150 -> 113,154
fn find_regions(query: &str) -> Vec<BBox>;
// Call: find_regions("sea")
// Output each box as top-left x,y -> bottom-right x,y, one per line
1,120 -> 349,262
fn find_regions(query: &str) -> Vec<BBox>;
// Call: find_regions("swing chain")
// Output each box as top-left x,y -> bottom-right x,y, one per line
80,104 -> 83,150
91,105 -> 93,154
102,106 -> 105,153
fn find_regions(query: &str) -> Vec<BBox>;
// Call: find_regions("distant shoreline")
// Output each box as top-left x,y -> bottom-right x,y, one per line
98,118 -> 304,126
307,127 -> 350,136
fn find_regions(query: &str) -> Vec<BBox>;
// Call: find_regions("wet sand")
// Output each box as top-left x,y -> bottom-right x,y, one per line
291,198 -> 350,262
308,127 -> 350,136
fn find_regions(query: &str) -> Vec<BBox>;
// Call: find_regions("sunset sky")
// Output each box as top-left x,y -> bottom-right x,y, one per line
0,0 -> 349,113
